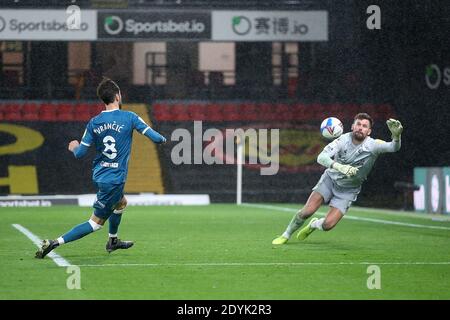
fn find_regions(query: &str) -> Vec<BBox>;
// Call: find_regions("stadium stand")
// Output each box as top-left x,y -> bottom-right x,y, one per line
149,101 -> 396,202
0,102 -> 105,122
0,100 -> 396,201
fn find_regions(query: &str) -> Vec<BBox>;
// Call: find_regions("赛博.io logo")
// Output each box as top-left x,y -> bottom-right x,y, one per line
232,16 -> 251,35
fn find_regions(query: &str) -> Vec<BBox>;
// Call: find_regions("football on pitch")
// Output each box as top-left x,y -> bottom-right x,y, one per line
320,117 -> 343,140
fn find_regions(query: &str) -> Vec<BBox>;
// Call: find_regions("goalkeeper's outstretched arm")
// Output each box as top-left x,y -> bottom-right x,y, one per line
317,151 -> 334,169
373,138 -> 401,153
373,119 -> 403,154
387,118 -> 403,142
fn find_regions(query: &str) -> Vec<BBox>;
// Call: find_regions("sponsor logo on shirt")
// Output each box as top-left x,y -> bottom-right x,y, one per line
100,161 -> 119,168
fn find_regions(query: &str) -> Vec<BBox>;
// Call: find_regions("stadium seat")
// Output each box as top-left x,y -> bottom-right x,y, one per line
56,103 -> 74,121
92,104 -> 104,116
258,103 -> 275,121
74,112 -> 91,122
349,104 -> 360,116
22,103 -> 40,119
40,103 -> 56,113
152,104 -> 172,121
171,104 -> 190,121
222,103 -> 238,114
273,104 -> 292,121
187,104 -> 206,121
327,103 -> 340,115
71,103 -> 101,119
205,104 -> 223,121
378,104 -> 395,119
57,112 -> 75,121
240,103 -> 257,121
4,111 -> 22,121
74,103 -> 91,115
56,103 -> 73,114
39,104 -> 57,121
292,103 -> 306,121
222,103 -> 240,121
22,112 -> 40,121
344,104 -> 360,119
360,103 -> 376,116
3,103 -> 22,114
23,103 -> 40,113
308,103 -> 322,119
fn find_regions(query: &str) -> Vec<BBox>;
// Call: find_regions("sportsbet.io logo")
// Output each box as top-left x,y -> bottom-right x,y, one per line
425,64 -> 450,90
104,15 -> 123,35
232,16 -> 251,35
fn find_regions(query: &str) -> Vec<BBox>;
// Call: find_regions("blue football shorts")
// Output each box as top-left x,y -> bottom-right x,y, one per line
93,182 -> 125,219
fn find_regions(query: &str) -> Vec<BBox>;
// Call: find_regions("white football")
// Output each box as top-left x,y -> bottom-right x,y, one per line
320,117 -> 344,140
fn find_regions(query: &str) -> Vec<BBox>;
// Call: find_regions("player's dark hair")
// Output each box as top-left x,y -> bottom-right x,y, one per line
354,113 -> 373,128
97,77 -> 120,105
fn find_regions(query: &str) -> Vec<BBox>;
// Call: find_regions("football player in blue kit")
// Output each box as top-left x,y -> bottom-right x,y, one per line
36,78 -> 166,259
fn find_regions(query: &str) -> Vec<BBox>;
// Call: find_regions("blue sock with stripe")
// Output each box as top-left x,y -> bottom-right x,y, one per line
61,221 -> 95,244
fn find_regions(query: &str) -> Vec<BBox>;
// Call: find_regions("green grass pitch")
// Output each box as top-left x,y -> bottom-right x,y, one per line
1,204 -> 449,299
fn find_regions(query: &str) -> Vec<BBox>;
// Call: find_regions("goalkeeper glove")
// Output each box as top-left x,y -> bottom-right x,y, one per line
332,162 -> 359,177
386,118 -> 403,141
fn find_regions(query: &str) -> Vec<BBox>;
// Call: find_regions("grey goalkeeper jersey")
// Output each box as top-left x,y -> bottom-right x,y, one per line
321,133 -> 401,189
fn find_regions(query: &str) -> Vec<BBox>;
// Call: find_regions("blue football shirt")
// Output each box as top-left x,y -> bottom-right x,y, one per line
79,109 -> 165,184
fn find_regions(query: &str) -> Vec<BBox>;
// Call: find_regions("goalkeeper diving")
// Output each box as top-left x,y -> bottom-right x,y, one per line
272,113 -> 403,244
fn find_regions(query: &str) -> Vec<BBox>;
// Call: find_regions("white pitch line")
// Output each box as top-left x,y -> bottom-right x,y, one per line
12,224 -> 72,267
76,261 -> 450,267
350,206 -> 450,221
242,203 -> 450,231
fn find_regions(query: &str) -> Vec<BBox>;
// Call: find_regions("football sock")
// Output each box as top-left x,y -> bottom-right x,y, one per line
61,220 -> 101,244
283,213 -> 305,238
311,218 -> 325,230
108,213 -> 122,235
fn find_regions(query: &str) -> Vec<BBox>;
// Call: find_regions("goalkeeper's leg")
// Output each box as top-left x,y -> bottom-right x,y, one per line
272,191 -> 324,245
318,207 -> 344,231
297,206 -> 344,240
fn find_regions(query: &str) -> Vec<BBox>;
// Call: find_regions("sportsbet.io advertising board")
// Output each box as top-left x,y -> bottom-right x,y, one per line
414,167 -> 450,215
0,9 -> 97,40
0,9 -> 328,42
97,11 -> 211,40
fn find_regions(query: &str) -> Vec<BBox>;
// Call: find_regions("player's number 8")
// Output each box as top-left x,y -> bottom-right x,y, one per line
102,135 -> 117,159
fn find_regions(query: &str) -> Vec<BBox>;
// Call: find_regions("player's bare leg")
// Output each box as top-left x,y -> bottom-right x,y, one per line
319,207 -> 344,231
297,206 -> 344,240
272,191 -> 324,244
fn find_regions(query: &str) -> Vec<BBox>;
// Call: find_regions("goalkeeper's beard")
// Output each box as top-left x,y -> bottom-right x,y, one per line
352,131 -> 365,142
